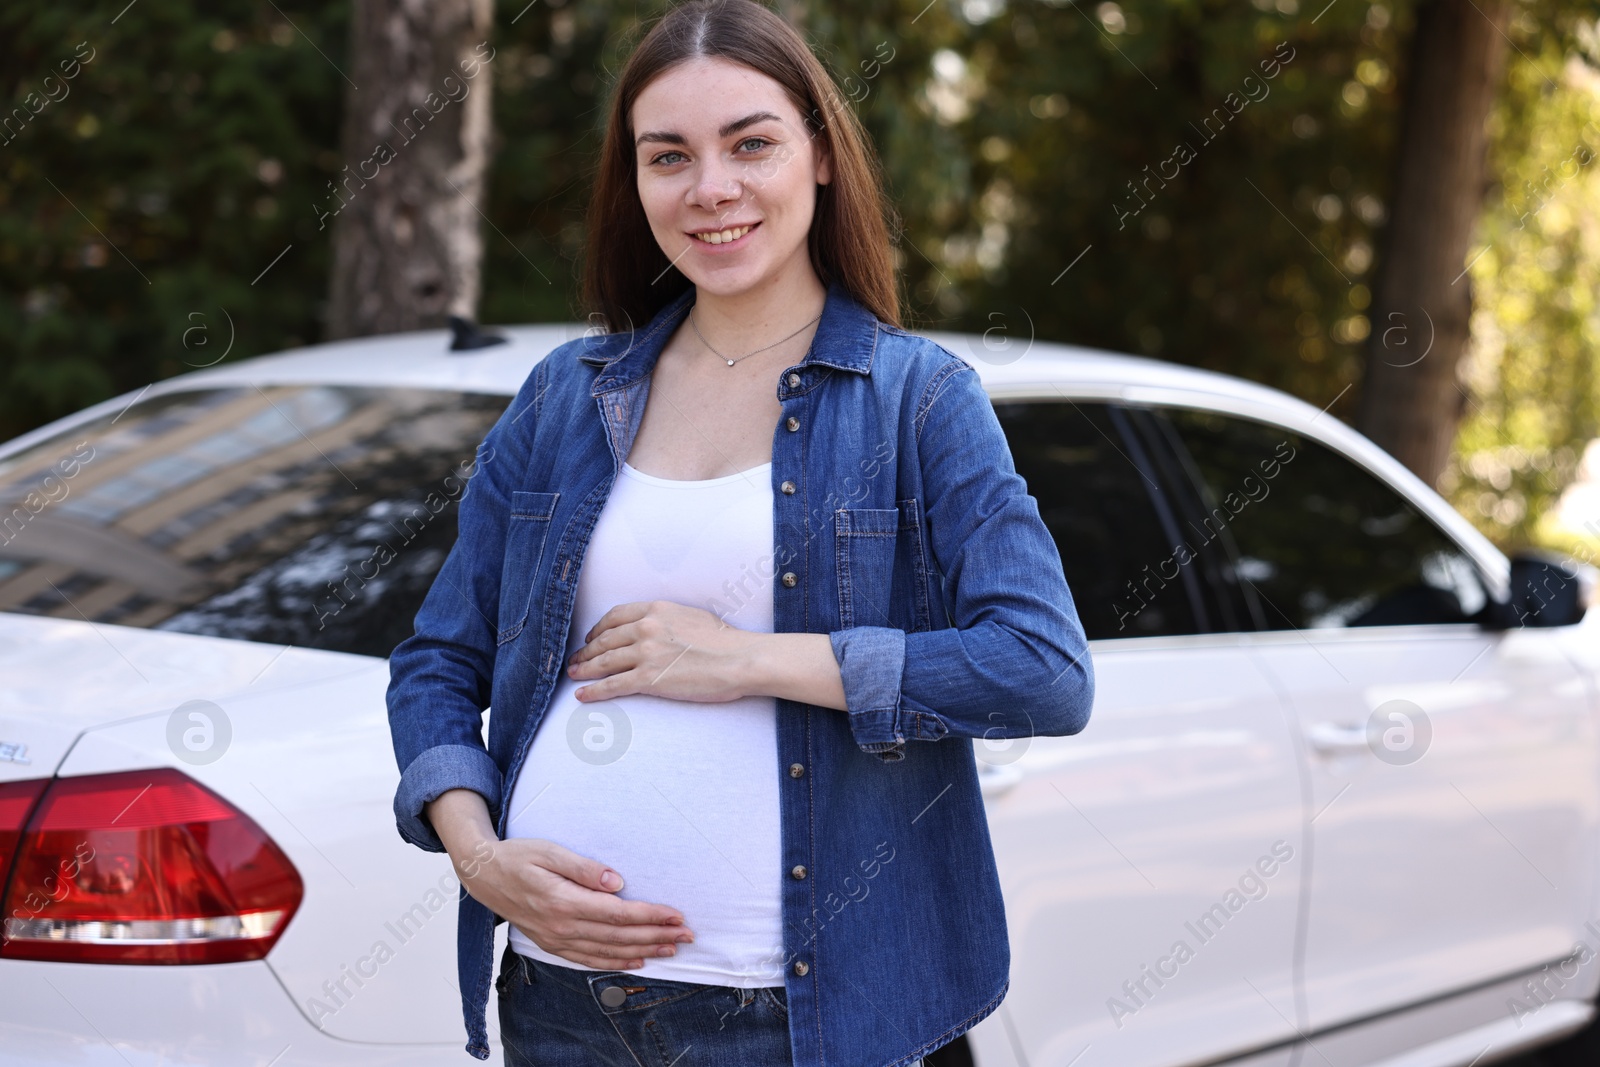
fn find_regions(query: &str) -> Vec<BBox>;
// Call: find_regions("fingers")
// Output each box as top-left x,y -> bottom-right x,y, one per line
510,925 -> 668,971
521,887 -> 697,970
569,622 -> 632,666
583,600 -> 656,644
577,891 -> 690,931
569,639 -> 642,677
568,919 -> 696,951
529,839 -> 628,893
550,914 -> 695,969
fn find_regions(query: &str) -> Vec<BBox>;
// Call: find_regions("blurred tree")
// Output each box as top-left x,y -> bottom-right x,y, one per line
1356,0 -> 1511,489
327,0 -> 497,338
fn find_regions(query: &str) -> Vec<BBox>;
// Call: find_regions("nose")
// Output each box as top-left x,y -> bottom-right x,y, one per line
687,154 -> 745,213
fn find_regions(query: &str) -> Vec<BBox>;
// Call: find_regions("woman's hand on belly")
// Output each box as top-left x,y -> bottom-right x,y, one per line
472,835 -> 698,970
566,599 -> 756,703
427,790 -> 694,969
568,599 -> 850,709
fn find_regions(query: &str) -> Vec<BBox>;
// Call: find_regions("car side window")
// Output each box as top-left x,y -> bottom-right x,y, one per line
1160,406 -> 1489,630
993,399 -> 1205,640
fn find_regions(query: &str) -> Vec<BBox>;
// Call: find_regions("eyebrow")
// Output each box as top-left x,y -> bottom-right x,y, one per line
634,110 -> 785,148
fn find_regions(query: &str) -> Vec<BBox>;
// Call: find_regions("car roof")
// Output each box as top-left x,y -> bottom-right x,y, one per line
7,322 -> 1511,586
147,322 -> 1293,409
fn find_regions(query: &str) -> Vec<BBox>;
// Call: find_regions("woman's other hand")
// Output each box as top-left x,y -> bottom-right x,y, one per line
427,789 -> 694,970
566,600 -> 755,703
569,599 -> 851,710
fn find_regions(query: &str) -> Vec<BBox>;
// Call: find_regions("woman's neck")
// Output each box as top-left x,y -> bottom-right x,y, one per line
686,259 -> 828,356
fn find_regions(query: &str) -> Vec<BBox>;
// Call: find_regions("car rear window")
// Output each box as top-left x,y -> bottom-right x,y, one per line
0,385 -> 507,658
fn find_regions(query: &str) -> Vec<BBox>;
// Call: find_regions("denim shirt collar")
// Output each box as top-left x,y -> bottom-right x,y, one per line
577,279 -> 879,393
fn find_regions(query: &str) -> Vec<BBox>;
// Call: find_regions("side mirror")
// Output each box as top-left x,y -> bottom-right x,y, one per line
1483,551 -> 1596,630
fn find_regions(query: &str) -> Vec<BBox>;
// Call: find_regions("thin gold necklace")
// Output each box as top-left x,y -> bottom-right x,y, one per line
689,304 -> 823,367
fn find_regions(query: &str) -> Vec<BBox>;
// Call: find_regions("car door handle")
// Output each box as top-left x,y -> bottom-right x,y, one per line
977,762 -> 1024,798
1306,721 -> 1369,756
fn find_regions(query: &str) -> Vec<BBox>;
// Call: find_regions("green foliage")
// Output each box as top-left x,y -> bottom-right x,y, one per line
1445,6 -> 1600,554
6,0 -> 1600,567
478,0 -> 1405,420
0,1 -> 349,441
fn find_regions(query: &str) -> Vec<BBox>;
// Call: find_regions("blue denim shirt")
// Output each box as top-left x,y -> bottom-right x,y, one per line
386,280 -> 1095,1063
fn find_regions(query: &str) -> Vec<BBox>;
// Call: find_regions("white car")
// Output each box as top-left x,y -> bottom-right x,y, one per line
1,322 -> 1597,1067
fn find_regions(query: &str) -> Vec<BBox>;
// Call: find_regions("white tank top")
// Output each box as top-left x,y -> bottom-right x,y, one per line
503,460 -> 785,986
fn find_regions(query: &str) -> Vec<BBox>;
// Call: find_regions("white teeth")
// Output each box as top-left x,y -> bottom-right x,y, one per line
693,224 -> 752,244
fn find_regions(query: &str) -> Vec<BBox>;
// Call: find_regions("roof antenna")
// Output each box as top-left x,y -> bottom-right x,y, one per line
448,315 -> 508,352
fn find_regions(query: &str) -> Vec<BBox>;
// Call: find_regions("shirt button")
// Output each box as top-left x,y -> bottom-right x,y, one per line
793,961 -> 809,977
781,572 -> 798,588
781,480 -> 796,495
791,865 -> 808,880
786,416 -> 800,432
789,762 -> 805,778
787,373 -> 801,388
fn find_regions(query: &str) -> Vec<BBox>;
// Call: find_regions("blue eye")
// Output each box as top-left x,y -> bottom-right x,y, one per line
739,137 -> 771,152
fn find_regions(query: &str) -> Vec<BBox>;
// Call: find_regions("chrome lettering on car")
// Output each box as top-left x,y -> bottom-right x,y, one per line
0,740 -> 32,764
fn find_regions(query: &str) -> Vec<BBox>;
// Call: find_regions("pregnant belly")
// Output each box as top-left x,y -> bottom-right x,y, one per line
503,679 -> 785,982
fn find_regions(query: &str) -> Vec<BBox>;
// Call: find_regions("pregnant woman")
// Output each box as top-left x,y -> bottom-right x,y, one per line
386,1 -> 1095,1064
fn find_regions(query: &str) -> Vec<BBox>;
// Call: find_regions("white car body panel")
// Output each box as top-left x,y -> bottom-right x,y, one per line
3,322 -> 1597,1066
982,635 -> 1303,1067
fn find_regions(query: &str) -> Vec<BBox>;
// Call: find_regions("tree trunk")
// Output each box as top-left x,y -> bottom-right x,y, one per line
326,0 -> 496,340
1355,0 -> 1510,487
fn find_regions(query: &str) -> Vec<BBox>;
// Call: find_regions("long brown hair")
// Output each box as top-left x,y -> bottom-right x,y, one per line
581,0 -> 901,332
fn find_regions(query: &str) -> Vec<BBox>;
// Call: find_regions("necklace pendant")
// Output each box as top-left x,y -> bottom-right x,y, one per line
726,359 -> 735,366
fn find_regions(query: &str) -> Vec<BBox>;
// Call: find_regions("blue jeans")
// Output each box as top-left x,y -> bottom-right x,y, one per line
494,944 -> 925,1067
496,943 -> 794,1066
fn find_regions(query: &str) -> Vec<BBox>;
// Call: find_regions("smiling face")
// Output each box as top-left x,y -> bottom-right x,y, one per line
630,56 -> 832,299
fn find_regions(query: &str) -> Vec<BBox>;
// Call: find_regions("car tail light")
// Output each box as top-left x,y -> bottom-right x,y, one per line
0,768 -> 303,964
0,779 -> 49,886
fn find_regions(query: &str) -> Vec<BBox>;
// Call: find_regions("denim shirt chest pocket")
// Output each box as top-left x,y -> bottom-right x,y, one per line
832,497 -> 934,633
497,490 -> 560,645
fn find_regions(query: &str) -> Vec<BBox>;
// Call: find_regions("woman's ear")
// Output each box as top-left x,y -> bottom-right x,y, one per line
815,141 -> 833,186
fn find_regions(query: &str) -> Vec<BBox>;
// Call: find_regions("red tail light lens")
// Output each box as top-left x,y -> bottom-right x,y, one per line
0,778 -> 49,886
0,768 -> 303,964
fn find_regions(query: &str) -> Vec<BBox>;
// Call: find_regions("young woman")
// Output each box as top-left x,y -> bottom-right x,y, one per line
386,2 -> 1095,1065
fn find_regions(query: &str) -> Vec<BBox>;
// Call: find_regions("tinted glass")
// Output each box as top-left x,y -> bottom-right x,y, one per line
1163,407 -> 1488,630
994,400 -> 1203,640
0,386 -> 506,657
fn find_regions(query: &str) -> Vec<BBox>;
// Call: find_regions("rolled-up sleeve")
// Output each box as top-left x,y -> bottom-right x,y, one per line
829,357 -> 1095,758
394,744 -> 505,853
829,626 -> 909,760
